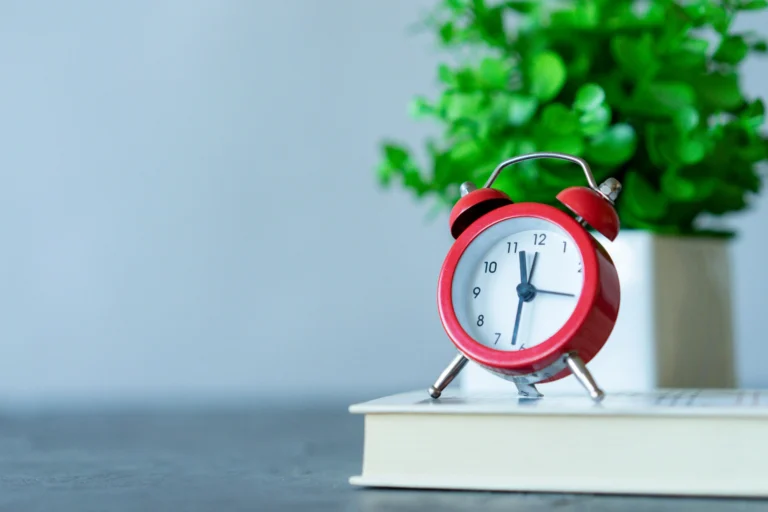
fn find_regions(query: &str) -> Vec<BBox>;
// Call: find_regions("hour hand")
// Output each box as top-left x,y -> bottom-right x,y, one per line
519,250 -> 527,285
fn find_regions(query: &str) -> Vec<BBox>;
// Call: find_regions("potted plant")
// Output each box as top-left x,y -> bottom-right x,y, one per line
376,0 -> 768,392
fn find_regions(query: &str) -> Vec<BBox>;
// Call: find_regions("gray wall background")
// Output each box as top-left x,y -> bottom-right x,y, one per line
0,1 -> 765,404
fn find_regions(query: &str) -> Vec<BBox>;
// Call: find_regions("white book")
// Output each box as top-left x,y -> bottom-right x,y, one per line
349,389 -> 768,497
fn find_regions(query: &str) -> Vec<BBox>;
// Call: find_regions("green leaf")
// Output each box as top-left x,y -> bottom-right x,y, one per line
586,123 -> 637,166
454,68 -> 478,90
573,84 -> 606,112
517,138 -> 537,155
711,7 -> 731,33
666,37 -> 709,69
430,145 -> 454,190
402,168 -> 429,196
507,94 -> 538,126
477,118 -> 493,139
538,133 -> 585,156
537,160 -> 585,189
675,137 -> 707,165
579,105 -> 611,136
703,180 -> 748,214
726,160 -> 763,192
450,139 -> 482,163
504,0 -> 538,14
383,143 -> 410,168
442,0 -> 469,12
646,82 -> 696,113
680,38 -> 709,55
622,171 -> 668,220
438,64 -> 453,85
735,137 -> 768,163
626,82 -> 696,119
605,2 -> 664,31
494,139 -> 519,164
541,103 -> 579,135
378,143 -> 428,194
610,34 -> 658,80
737,0 -> 768,10
645,124 -> 682,166
439,22 -> 455,44
478,57 -> 513,89
683,2 -> 731,32
408,96 -> 434,119
527,51 -> 567,102
714,35 -> 749,64
651,82 -> 696,107
694,73 -> 744,110
444,92 -> 485,120
661,171 -> 715,203
550,1 -> 599,28
617,198 -> 686,233
377,161 -> 393,186
465,2 -> 507,48
550,9 -> 579,28
673,106 -> 700,133
740,99 -> 766,131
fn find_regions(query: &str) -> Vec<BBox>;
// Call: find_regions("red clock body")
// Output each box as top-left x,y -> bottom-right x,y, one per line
437,201 -> 620,384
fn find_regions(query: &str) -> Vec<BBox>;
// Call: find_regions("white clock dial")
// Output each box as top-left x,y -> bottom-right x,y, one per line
451,218 -> 584,351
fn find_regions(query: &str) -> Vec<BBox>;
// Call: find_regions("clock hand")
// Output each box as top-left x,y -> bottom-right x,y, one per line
519,250 -> 528,285
527,251 -> 539,283
511,297 -> 523,346
512,250 -> 528,346
535,289 -> 576,297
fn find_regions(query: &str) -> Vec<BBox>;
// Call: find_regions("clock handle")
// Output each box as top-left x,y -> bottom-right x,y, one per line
483,152 -> 620,204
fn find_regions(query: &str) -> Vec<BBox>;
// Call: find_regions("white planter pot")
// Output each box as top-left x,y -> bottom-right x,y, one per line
460,231 -> 736,394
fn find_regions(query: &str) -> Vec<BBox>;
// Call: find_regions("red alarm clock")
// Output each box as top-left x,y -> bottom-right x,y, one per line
428,152 -> 621,402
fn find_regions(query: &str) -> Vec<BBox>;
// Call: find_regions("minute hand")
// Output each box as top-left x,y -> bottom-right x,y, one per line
512,250 -> 528,346
511,297 -> 523,346
528,252 -> 539,283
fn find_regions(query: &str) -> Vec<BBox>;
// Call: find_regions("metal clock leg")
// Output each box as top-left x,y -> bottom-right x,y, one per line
429,354 -> 469,399
513,380 -> 543,399
565,352 -> 605,402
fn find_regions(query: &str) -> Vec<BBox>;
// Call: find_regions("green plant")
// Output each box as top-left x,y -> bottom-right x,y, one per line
376,0 -> 768,235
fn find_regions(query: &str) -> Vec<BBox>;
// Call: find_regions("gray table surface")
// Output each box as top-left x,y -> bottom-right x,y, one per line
1,399 -> 767,512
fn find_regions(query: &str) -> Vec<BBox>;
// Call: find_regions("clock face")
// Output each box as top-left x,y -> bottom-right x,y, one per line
451,217 -> 584,352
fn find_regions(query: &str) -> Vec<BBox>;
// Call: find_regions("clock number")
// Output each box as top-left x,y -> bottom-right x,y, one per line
507,242 -> 518,254
483,261 -> 497,273
562,241 -> 567,253
477,315 -> 484,326
534,233 -> 546,245
494,332 -> 501,344
472,286 -> 481,298
577,261 -> 582,273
